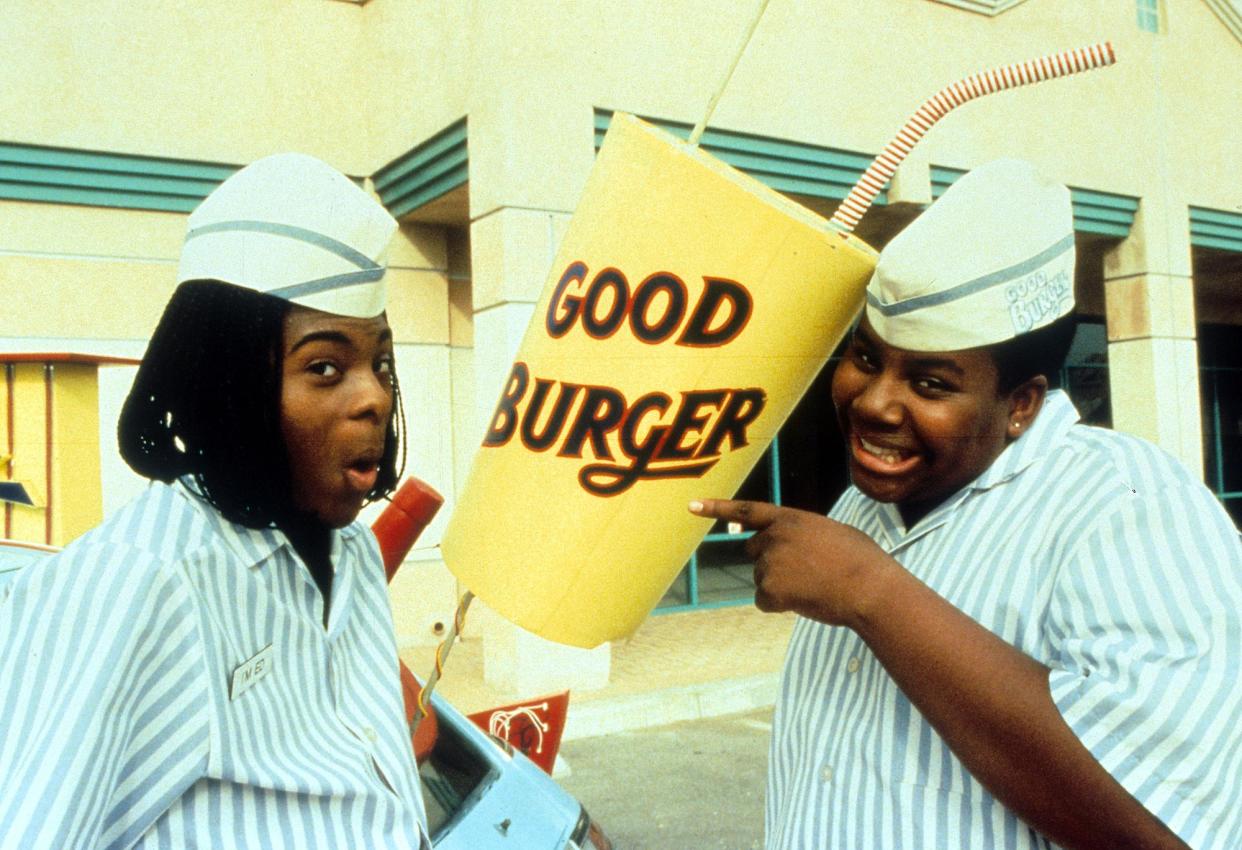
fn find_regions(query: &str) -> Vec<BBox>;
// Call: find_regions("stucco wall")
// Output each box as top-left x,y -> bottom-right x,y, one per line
2,0 -> 1238,657
6,1 -> 1241,203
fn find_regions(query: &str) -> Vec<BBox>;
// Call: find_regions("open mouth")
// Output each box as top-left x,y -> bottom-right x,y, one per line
859,436 -> 908,464
851,432 -> 921,475
344,455 -> 381,493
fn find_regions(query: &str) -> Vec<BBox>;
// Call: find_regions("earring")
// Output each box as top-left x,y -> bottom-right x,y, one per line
1013,422 -> 1021,429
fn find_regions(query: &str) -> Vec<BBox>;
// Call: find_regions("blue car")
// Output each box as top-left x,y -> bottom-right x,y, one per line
0,539 -> 611,850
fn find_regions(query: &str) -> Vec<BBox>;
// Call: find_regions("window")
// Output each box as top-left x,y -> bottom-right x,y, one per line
418,715 -> 495,842
1061,321 -> 1112,427
1136,0 -> 1163,33
928,0 -> 1030,16
1055,320 -> 1242,525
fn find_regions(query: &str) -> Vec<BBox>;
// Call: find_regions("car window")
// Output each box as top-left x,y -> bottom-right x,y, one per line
418,714 -> 499,841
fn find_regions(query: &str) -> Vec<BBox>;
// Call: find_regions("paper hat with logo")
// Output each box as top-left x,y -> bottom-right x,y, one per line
177,152 -> 397,318
864,158 -> 1075,351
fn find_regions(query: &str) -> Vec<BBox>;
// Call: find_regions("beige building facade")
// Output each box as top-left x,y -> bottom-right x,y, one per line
3,0 -> 1240,695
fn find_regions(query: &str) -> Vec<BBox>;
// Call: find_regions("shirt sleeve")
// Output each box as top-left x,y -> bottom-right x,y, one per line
1046,480 -> 1242,850
0,541 -> 210,850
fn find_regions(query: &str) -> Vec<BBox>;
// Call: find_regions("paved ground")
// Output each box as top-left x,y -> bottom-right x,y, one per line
404,601 -> 794,845
400,603 -> 792,847
400,605 -> 796,739
557,707 -> 773,850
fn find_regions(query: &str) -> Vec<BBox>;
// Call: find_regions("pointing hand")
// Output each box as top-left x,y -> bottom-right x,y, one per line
688,499 -> 897,628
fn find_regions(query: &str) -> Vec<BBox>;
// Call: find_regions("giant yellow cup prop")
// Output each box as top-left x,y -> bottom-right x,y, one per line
442,114 -> 877,648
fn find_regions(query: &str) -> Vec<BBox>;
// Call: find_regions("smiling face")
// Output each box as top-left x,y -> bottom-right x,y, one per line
280,306 -> 395,528
831,317 -> 1044,527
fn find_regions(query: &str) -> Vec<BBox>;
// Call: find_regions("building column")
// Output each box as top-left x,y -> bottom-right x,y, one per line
465,92 -> 610,696
1103,198 -> 1204,478
376,222 -> 464,645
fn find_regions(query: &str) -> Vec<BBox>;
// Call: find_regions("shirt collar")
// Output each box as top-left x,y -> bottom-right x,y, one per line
857,390 -> 1080,548
174,476 -> 360,569
969,388 -> 1080,492
875,484 -> 971,549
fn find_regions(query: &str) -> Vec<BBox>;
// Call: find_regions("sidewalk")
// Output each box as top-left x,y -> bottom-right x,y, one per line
398,605 -> 796,742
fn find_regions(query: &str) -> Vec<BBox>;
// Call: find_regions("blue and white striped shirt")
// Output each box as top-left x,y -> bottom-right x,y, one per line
0,479 -> 430,849
767,391 -> 1242,849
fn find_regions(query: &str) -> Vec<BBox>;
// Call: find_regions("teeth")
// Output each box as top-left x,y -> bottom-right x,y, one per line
859,437 -> 903,464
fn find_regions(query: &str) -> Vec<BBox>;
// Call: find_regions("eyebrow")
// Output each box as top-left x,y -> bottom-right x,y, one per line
289,327 -> 392,354
906,356 -> 966,377
852,323 -> 880,349
854,324 -> 966,376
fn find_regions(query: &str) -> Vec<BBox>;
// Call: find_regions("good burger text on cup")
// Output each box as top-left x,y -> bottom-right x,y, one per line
483,261 -> 769,496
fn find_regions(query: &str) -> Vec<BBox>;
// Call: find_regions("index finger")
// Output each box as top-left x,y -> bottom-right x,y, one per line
688,498 -> 780,530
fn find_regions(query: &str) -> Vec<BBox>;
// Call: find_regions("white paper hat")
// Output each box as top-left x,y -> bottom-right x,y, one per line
864,158 -> 1075,351
177,153 -> 397,318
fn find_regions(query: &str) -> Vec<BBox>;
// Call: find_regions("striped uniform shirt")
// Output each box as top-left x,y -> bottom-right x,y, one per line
766,391 -> 1242,849
0,479 -> 430,849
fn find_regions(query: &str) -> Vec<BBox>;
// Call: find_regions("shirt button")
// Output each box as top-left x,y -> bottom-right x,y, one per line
846,657 -> 861,674
364,726 -> 378,742
821,764 -> 834,783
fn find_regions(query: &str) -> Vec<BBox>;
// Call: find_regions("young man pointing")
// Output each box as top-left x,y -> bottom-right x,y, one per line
692,159 -> 1242,849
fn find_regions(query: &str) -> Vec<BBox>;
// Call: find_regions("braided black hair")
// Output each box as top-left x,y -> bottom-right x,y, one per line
119,280 -> 405,528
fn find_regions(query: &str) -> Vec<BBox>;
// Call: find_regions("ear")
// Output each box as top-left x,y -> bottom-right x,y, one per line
1006,375 -> 1047,440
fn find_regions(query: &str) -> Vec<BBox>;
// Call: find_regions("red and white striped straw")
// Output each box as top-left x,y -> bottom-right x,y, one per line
829,42 -> 1116,233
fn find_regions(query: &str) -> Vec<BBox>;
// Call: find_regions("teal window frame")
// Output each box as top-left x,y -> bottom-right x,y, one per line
372,117 -> 468,219
1136,0 -> 1162,33
593,109 -> 882,205
656,435 -> 784,613
1190,206 -> 1242,253
932,166 -> 1139,237
0,143 -> 236,213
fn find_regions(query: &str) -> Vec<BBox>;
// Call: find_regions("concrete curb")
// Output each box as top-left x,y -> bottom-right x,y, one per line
563,673 -> 780,741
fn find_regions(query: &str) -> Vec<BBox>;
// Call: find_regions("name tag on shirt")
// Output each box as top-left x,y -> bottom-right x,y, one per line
230,644 -> 274,701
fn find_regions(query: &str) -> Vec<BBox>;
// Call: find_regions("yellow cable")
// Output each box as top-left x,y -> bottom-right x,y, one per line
412,590 -> 475,729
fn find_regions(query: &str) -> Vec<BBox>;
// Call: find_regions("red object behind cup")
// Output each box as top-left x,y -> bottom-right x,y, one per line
373,477 -> 445,581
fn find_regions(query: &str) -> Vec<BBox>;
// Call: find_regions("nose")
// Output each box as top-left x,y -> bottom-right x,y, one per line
852,372 -> 905,428
349,368 -> 394,423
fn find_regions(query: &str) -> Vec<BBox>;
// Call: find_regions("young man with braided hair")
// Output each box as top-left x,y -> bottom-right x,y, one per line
0,154 -> 431,849
693,159 -> 1242,849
